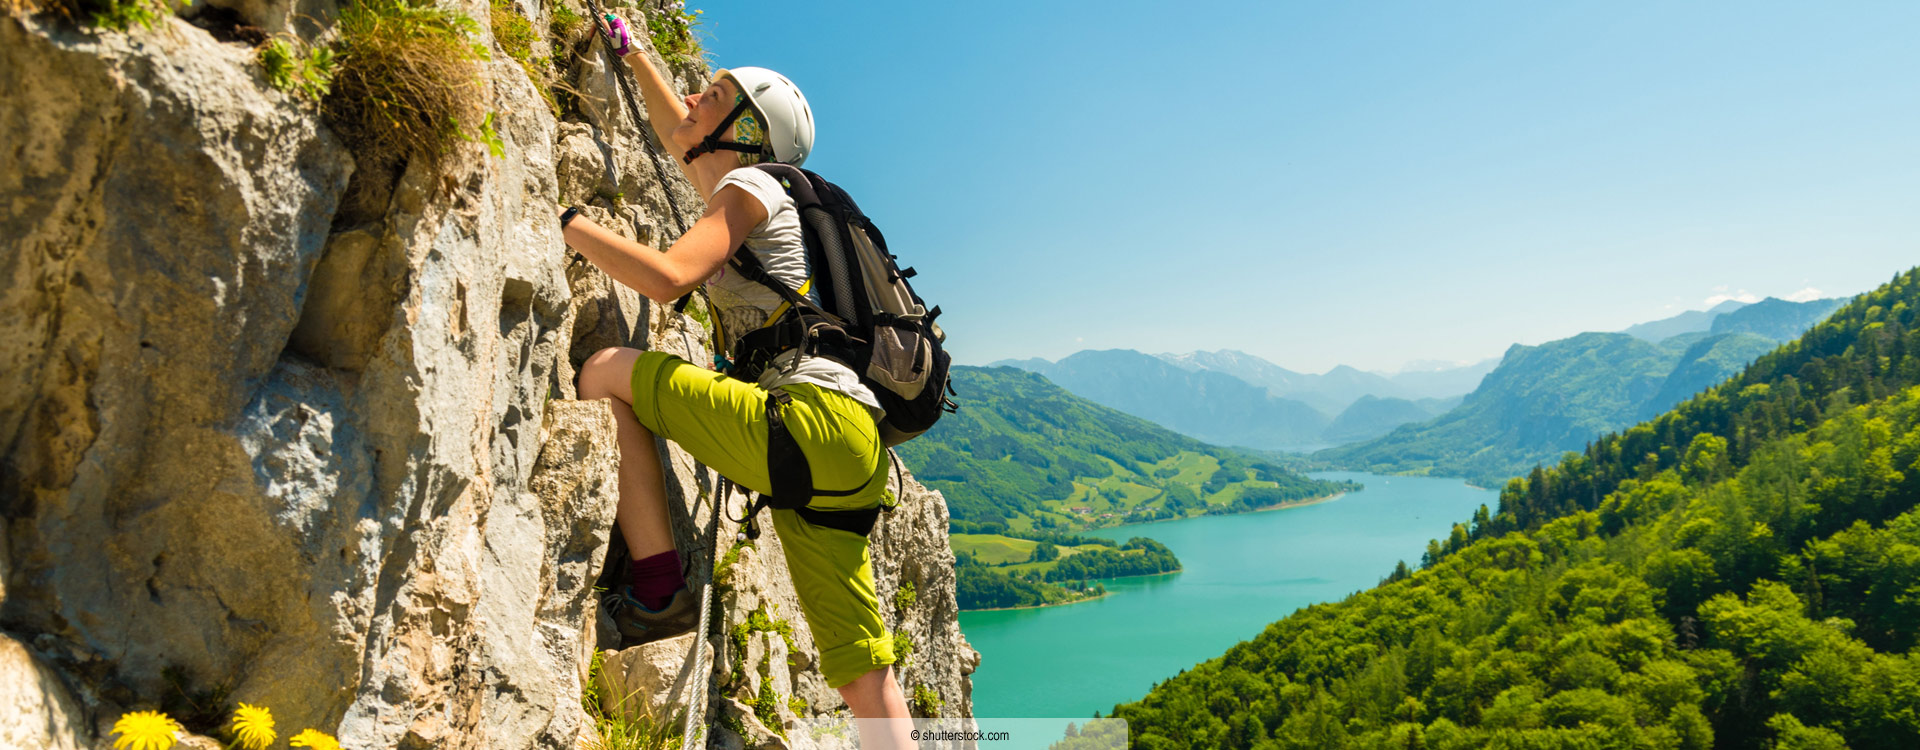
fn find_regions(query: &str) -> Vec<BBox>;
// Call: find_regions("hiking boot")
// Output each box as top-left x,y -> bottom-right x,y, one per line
603,585 -> 697,648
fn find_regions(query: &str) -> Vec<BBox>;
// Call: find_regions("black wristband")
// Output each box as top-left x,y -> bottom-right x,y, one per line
560,205 -> 581,228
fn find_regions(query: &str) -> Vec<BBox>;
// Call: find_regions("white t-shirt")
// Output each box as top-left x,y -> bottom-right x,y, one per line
706,168 -> 884,416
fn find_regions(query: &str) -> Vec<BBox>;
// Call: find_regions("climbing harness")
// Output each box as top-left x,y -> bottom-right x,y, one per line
723,389 -> 884,541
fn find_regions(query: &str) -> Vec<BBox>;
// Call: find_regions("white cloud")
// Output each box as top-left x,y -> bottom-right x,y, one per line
1703,288 -> 1760,306
1784,286 -> 1823,302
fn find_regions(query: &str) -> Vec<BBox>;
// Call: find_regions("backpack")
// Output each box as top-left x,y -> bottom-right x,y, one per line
723,163 -> 958,447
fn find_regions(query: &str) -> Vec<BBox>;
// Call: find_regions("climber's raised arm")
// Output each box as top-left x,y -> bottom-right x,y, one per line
559,185 -> 766,303
622,39 -> 693,155
599,14 -> 706,174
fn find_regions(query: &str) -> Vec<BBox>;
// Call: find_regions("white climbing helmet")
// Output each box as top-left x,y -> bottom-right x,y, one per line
712,67 -> 815,167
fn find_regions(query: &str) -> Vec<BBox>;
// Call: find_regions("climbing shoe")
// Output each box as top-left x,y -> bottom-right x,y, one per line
603,585 -> 697,648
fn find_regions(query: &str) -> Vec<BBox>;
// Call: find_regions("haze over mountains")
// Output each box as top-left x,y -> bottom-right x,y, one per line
1158,350 -> 1497,411
995,351 -> 1339,450
992,295 -> 1848,475
1317,329 -> 1784,484
1621,299 -> 1752,341
993,352 -> 1490,450
1320,295 -> 1848,483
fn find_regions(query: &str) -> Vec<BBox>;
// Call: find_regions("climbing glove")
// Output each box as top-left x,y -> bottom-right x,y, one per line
600,14 -> 635,57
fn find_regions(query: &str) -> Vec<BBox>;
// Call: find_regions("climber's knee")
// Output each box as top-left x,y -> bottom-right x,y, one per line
834,664 -> 907,719
579,347 -> 642,401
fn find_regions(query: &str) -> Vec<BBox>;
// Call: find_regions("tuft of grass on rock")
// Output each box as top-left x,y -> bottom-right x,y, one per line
5,0 -> 176,28
89,0 -> 174,29
160,666 -> 234,736
547,0 -> 585,41
911,684 -> 943,718
582,649 -> 683,750
642,0 -> 702,66
489,0 -> 565,115
540,0 -> 591,112
324,0 -> 490,166
260,37 -> 337,101
489,0 -> 538,62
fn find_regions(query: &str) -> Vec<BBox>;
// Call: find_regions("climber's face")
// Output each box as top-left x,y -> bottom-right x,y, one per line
676,77 -> 740,151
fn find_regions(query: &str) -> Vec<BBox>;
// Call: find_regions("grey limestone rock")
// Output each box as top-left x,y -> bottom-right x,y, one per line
0,634 -> 88,750
1,4 -> 973,749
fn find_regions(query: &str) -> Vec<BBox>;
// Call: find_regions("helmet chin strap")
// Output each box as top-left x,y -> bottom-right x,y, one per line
683,97 -> 777,164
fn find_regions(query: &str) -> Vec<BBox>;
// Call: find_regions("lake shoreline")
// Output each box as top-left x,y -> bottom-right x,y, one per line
962,590 -> 1109,613
959,568 -> 1185,612
960,472 -> 1499,720
1088,489 -> 1350,532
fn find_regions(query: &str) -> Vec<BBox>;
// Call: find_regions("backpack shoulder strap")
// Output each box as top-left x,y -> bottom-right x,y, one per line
752,163 -> 820,207
726,246 -> 815,314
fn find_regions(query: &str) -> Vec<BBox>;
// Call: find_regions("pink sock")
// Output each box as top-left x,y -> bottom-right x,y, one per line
628,550 -> 683,610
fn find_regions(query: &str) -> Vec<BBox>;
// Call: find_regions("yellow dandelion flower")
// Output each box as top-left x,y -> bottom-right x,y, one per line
229,703 -> 277,750
111,710 -> 181,750
290,728 -> 342,750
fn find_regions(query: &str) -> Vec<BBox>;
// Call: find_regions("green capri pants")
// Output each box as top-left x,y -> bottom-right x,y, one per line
628,351 -> 894,688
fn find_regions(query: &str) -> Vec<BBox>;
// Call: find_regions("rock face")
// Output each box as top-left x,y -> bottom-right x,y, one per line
0,5 -> 973,749
0,633 -> 88,750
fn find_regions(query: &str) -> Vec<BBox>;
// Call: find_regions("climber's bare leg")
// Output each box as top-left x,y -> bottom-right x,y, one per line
840,666 -> 915,749
579,347 -> 677,560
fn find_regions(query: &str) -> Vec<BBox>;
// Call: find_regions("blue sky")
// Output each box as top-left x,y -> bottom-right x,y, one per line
700,1 -> 1919,373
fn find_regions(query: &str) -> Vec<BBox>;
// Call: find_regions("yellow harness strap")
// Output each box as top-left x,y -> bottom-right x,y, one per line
762,277 -> 814,328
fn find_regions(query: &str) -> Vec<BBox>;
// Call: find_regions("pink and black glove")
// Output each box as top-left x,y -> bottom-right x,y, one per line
600,14 -> 635,57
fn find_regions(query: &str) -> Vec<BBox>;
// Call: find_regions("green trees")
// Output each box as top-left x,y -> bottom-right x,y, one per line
954,554 -> 1057,610
954,537 -> 1182,609
1043,539 -> 1180,582
1473,270 -> 1920,546
1108,269 -> 1920,749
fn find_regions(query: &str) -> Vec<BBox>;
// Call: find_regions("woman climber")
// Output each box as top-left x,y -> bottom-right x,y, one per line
557,13 -> 917,739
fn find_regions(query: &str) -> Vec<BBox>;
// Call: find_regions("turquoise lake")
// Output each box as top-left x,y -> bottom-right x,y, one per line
957,471 -> 1497,720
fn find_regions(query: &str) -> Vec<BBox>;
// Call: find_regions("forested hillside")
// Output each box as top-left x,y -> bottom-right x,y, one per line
1318,328 -> 1812,486
897,367 -> 1353,532
1710,297 -> 1848,340
1110,269 -> 1920,749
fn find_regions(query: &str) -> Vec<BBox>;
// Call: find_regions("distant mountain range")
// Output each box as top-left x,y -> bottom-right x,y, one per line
1621,299 -> 1751,341
994,350 -> 1333,450
1156,350 -> 1497,412
987,295 -> 1846,483
1711,296 -> 1849,340
1322,394 -> 1461,445
991,351 -> 1490,450
1319,296 -> 1849,484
